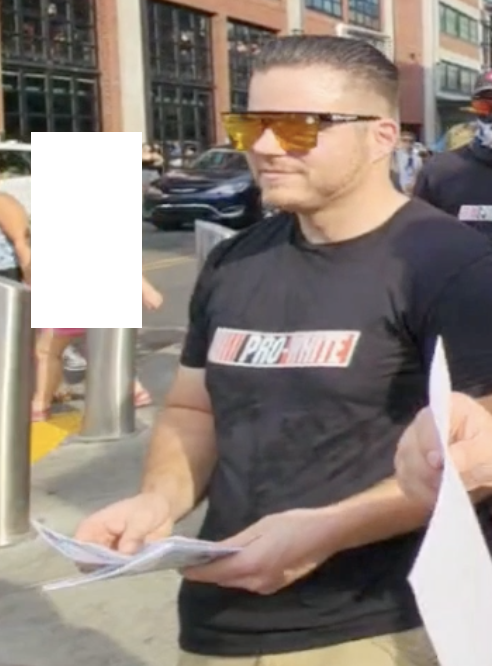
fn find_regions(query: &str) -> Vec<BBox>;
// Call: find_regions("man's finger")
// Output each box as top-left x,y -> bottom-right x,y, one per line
426,448 -> 443,470
75,517 -> 121,548
451,442 -> 492,490
118,535 -> 144,555
118,519 -> 148,555
219,530 -> 262,549
183,552 -> 243,584
397,457 -> 441,505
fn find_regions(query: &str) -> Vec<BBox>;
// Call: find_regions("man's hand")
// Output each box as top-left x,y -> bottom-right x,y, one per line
183,508 -> 340,595
395,392 -> 492,505
74,492 -> 174,555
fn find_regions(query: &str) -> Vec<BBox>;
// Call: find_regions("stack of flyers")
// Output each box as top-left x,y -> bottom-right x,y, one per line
32,520 -> 241,592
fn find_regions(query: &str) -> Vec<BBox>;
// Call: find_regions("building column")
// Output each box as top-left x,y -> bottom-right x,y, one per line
96,0 -> 123,132
286,0 -> 304,33
0,12 -> 4,137
115,0 -> 149,138
422,0 -> 438,145
212,14 -> 229,144
382,0 -> 395,60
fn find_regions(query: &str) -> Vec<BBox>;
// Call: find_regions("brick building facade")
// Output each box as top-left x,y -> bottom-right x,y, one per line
0,0 -> 487,145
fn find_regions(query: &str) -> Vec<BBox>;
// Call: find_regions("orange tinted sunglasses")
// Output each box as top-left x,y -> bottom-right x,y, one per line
222,112 -> 381,152
471,97 -> 492,117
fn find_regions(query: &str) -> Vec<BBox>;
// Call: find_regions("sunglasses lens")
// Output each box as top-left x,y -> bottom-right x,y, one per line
222,115 -> 262,151
472,98 -> 492,117
271,116 -> 319,152
223,114 -> 320,152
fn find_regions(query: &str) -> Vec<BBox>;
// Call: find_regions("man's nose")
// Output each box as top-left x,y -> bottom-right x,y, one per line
251,127 -> 286,156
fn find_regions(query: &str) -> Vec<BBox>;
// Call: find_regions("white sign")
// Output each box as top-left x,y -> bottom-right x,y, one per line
409,338 -> 492,666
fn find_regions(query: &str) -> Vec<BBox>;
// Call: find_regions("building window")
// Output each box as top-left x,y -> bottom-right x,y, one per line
439,61 -> 478,95
305,0 -> 342,18
439,4 -> 479,44
3,71 -> 99,137
2,0 -> 97,68
1,0 -> 99,138
348,0 -> 381,31
147,1 -> 214,152
228,21 -> 275,113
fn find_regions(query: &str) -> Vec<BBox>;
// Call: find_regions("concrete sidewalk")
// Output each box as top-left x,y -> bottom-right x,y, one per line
0,345 -> 204,666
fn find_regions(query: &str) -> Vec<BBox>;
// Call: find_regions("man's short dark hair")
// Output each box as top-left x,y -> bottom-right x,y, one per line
252,35 -> 399,109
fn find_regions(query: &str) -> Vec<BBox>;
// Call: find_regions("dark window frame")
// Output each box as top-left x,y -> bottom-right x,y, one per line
3,69 -> 100,138
305,0 -> 343,19
439,3 -> 479,44
227,20 -> 275,112
147,0 -> 212,84
439,60 -> 478,95
348,0 -> 381,31
2,0 -> 98,70
147,1 -> 215,152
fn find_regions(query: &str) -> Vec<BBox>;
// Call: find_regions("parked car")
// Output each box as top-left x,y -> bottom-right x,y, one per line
143,146 -> 264,231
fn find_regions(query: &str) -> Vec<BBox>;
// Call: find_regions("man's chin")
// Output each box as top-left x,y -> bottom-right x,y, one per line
262,190 -> 304,211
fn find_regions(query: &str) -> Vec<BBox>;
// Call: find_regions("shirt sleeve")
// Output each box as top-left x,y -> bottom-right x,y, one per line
423,254 -> 492,397
179,242 -> 227,369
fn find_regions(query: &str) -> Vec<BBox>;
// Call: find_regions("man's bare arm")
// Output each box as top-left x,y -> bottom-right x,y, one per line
141,366 -> 217,521
325,394 -> 492,553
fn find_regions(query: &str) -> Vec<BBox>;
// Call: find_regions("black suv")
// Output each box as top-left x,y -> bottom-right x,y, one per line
143,146 -> 263,231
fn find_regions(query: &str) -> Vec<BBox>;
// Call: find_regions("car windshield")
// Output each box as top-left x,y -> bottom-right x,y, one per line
191,149 -> 247,171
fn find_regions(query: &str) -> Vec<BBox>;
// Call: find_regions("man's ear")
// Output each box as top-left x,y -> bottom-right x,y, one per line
369,118 -> 399,164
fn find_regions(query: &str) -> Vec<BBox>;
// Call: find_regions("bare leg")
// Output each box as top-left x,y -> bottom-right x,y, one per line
133,377 -> 152,407
32,330 -> 73,418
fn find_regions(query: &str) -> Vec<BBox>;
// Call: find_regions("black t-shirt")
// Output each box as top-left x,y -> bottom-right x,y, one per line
414,143 -> 492,238
178,199 -> 492,657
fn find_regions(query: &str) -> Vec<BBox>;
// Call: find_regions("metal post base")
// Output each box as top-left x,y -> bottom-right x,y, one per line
80,329 -> 137,442
0,278 -> 33,548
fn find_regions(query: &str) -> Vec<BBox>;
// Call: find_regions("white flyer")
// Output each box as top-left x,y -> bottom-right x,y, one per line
408,338 -> 492,666
33,520 -> 241,592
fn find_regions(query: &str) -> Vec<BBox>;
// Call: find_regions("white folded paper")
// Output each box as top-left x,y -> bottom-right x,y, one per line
408,338 -> 492,666
32,520 -> 240,592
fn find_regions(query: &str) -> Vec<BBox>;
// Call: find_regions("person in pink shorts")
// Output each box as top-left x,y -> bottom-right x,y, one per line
31,278 -> 164,421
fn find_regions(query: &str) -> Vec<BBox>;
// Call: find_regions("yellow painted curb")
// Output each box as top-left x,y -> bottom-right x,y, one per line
31,410 -> 83,464
143,255 -> 193,272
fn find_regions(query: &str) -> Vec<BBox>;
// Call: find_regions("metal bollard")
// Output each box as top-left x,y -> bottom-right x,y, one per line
0,278 -> 33,547
80,329 -> 137,441
195,220 -> 236,271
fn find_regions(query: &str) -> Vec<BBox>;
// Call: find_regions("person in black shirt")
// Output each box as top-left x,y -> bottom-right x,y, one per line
75,36 -> 492,665
414,70 -> 492,235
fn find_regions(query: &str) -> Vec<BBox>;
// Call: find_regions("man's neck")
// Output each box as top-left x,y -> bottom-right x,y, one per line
297,182 -> 409,245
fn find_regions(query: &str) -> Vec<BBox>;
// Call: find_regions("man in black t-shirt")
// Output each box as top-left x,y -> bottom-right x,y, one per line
414,70 -> 492,237
75,36 -> 492,665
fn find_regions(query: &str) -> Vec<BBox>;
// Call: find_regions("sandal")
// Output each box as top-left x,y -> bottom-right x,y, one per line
134,388 -> 152,408
31,406 -> 50,422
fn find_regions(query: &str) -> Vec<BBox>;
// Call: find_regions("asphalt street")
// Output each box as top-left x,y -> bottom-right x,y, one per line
142,222 -> 196,333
